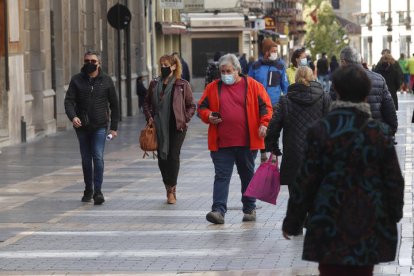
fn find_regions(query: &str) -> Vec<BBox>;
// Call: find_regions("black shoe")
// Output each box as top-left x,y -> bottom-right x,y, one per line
242,210 -> 256,222
81,189 -> 93,202
206,211 -> 224,224
93,192 -> 105,205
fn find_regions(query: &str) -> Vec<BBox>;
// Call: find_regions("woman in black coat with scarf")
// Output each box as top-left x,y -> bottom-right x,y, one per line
265,66 -> 331,195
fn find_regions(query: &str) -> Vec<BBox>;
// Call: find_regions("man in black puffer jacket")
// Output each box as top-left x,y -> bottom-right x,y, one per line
64,50 -> 119,205
330,46 -> 398,134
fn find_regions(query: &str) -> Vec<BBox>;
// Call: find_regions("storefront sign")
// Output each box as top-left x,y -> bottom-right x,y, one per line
160,0 -> 184,9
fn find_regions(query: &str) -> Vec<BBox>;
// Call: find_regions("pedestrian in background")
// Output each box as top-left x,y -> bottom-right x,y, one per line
330,46 -> 398,135
316,52 -> 330,92
239,53 -> 249,75
247,56 -> 255,73
143,54 -> 196,204
374,53 -> 401,110
64,50 -> 119,205
198,53 -> 273,224
398,53 -> 410,93
329,55 -> 339,77
405,53 -> 414,92
248,38 -> 288,163
286,47 -> 307,85
265,66 -> 330,196
136,76 -> 147,112
283,64 -> 404,276
172,52 -> 190,83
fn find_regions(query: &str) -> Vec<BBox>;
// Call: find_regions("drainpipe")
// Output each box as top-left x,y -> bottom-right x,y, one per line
4,0 -> 9,91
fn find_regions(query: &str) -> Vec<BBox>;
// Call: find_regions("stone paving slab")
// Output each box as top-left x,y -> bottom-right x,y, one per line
0,93 -> 412,275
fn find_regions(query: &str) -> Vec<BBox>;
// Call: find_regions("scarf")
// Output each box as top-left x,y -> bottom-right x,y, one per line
152,76 -> 176,160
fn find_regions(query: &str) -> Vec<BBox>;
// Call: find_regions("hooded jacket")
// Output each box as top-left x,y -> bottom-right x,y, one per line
266,81 -> 331,186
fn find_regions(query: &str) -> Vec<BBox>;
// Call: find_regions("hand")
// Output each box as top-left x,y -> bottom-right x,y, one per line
109,130 -> 118,139
258,125 -> 267,137
282,231 -> 291,240
208,112 -> 222,125
72,117 -> 82,128
148,117 -> 154,124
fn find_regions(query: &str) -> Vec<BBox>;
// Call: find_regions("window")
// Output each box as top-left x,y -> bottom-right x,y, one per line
380,13 -> 386,25
399,12 -> 405,24
331,0 -> 340,9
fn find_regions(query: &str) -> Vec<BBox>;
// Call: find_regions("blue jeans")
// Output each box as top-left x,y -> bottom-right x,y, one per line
317,74 -> 330,92
210,147 -> 257,215
75,127 -> 107,192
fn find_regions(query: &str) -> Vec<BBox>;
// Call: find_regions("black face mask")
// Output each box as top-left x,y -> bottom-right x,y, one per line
82,63 -> 98,74
161,66 -> 171,79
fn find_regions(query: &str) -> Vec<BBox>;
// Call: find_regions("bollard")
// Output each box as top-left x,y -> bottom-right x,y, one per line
21,116 -> 26,143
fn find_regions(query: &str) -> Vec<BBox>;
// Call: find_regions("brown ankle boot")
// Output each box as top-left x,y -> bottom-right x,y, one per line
165,185 -> 176,204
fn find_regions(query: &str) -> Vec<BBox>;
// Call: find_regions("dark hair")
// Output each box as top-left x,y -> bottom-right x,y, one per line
84,49 -> 101,60
332,64 -> 371,103
291,47 -> 306,67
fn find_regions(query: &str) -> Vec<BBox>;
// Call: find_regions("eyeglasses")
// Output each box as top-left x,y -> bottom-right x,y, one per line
84,59 -> 98,64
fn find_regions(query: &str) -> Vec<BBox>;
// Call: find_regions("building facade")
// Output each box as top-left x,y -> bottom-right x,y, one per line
0,0 -> 182,148
359,0 -> 413,67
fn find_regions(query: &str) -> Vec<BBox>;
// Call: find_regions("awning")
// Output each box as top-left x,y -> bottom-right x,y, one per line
187,27 -> 252,33
155,22 -> 187,35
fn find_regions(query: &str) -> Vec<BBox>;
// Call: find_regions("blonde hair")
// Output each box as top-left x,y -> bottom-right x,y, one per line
295,66 -> 314,86
159,54 -> 182,79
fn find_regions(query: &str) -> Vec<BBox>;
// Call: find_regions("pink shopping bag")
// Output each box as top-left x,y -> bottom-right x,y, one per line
243,154 -> 281,205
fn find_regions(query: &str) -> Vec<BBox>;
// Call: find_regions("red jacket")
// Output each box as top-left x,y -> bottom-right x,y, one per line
197,76 -> 273,151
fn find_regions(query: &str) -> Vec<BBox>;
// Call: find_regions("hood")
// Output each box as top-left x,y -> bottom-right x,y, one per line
286,81 -> 324,106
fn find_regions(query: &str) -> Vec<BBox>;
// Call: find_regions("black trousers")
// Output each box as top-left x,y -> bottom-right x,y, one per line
157,128 -> 186,187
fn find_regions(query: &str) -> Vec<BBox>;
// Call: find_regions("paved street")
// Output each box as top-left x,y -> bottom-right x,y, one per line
0,92 -> 413,276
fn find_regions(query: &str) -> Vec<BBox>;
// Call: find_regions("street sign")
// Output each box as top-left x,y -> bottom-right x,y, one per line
107,3 -> 131,30
264,16 -> 275,30
255,19 -> 266,30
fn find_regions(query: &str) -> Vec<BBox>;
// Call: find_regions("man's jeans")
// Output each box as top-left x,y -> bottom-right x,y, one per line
317,74 -> 330,92
75,127 -> 106,192
210,147 -> 257,215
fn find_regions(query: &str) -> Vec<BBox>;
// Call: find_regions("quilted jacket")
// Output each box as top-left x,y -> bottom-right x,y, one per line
265,81 -> 331,186
282,102 -> 404,265
330,67 -> 398,133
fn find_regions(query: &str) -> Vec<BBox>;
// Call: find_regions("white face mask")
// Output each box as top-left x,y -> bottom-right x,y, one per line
269,52 -> 278,61
299,58 -> 308,66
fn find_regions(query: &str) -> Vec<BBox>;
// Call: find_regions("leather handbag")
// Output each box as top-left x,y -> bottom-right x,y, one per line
139,120 -> 158,159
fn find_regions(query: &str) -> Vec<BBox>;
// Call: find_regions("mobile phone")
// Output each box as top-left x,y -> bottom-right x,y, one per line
211,112 -> 221,118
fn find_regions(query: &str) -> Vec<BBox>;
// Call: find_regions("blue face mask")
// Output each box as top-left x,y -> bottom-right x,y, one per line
221,74 -> 235,85
299,58 -> 308,66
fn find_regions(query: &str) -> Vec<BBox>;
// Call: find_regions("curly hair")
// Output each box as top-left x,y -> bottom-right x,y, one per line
291,47 -> 306,67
